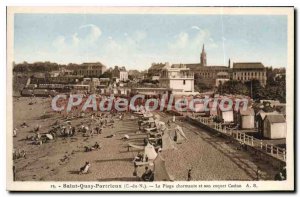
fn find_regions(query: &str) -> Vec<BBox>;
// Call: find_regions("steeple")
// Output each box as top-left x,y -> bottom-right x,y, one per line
228,58 -> 231,68
200,44 -> 207,66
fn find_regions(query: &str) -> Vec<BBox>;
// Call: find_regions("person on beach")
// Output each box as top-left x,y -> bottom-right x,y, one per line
95,126 -> 102,134
256,167 -> 261,180
13,166 -> 16,181
141,167 -> 154,181
13,128 -> 17,137
281,166 -> 286,180
70,126 -> 76,136
21,122 -> 29,128
187,168 -> 192,181
79,162 -> 91,174
133,152 -> 143,162
167,120 -> 171,127
105,134 -> 115,138
274,172 -> 285,181
93,142 -> 100,149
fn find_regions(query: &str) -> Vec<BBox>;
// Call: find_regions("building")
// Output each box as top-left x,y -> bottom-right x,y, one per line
200,44 -> 207,66
215,72 -> 230,87
263,114 -> 286,139
183,44 -> 230,88
232,62 -> 267,86
159,64 -> 194,93
256,110 -> 280,137
148,62 -> 169,78
217,106 -> 234,123
131,87 -> 171,98
45,71 -> 60,78
238,108 -> 255,129
112,66 -> 128,82
73,62 -> 106,77
184,44 -> 268,88
128,70 -> 144,81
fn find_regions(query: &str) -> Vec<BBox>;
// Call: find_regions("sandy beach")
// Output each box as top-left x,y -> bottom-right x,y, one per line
12,97 -> 278,181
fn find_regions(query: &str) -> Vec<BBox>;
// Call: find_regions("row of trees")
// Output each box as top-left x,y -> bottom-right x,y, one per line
217,76 -> 286,103
13,61 -> 61,73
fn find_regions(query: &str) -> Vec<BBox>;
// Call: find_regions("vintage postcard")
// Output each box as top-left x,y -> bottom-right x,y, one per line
6,7 -> 294,191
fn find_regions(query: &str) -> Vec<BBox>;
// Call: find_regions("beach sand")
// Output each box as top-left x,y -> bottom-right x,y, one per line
12,97 -> 277,181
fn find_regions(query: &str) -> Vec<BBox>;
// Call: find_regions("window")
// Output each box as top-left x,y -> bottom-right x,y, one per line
183,80 -> 186,85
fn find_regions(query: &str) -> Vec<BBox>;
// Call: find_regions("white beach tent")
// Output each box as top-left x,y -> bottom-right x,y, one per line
174,125 -> 188,144
154,154 -> 174,181
143,143 -> 158,161
161,129 -> 177,151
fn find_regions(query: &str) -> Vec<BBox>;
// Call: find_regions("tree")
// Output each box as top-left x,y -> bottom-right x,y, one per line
217,80 -> 249,95
264,75 -> 286,103
100,71 -> 112,79
194,73 -> 212,92
245,80 -> 265,101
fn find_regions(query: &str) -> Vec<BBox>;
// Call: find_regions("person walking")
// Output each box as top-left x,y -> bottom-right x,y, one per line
187,168 -> 192,181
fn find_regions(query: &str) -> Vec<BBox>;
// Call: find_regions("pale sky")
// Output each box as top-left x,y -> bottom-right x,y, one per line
14,14 -> 287,70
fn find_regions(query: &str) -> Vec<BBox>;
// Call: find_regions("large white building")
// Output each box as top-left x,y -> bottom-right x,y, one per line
159,64 -> 194,92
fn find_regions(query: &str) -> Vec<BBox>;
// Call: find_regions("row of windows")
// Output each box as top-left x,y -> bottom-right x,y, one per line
77,70 -> 103,75
234,72 -> 265,77
235,76 -> 266,81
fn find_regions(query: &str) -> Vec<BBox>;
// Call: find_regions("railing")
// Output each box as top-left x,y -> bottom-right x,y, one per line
189,116 -> 286,162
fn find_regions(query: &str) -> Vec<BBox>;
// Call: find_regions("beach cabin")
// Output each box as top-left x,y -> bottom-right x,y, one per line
239,108 -> 255,129
263,114 -> 286,139
207,101 -> 218,117
256,110 -> 279,137
217,105 -> 234,123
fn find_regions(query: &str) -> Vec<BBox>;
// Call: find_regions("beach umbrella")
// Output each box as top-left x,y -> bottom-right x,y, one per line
45,134 -> 53,140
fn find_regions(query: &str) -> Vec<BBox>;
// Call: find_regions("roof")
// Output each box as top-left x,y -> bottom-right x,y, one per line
171,64 -> 188,69
185,63 -> 201,69
188,65 -> 229,70
233,62 -> 265,69
265,114 -> 286,123
33,73 -> 46,78
275,105 -> 286,115
217,72 -> 229,76
257,111 -> 279,120
114,66 -> 127,72
81,62 -> 106,67
149,63 -> 166,70
218,104 -> 233,112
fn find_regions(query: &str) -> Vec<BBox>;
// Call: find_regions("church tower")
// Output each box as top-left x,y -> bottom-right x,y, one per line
200,44 -> 207,66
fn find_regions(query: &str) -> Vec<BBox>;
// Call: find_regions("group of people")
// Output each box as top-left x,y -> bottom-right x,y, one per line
13,149 -> 26,160
274,166 -> 286,181
84,142 -> 101,152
